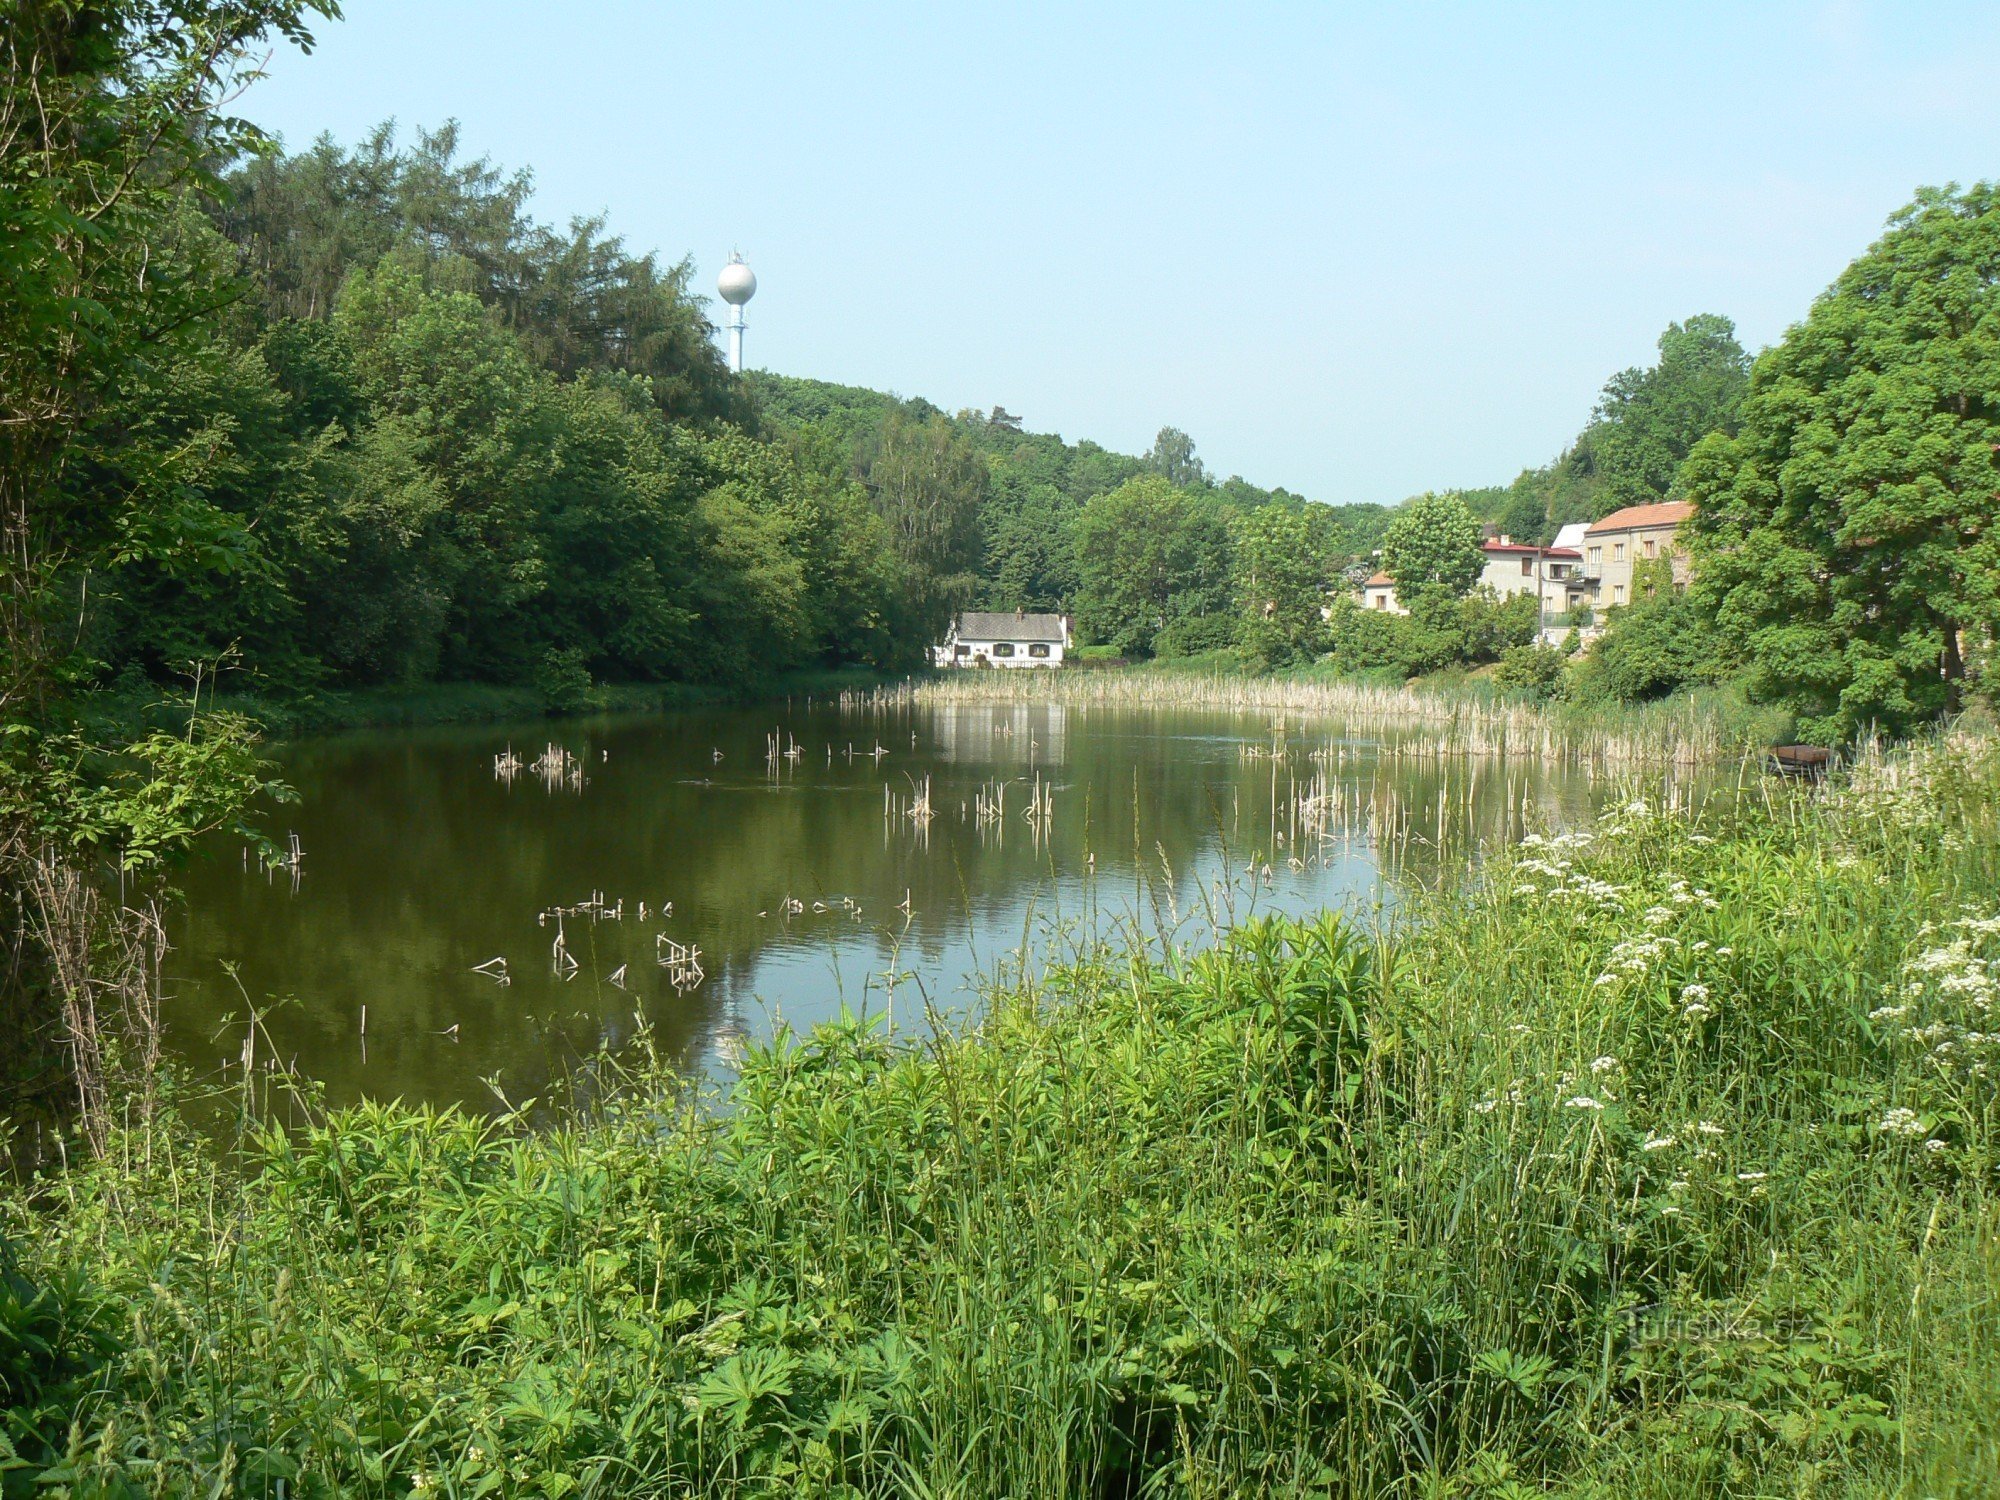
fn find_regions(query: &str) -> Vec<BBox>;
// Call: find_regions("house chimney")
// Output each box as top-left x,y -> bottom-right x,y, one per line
1500,534 -> 1512,547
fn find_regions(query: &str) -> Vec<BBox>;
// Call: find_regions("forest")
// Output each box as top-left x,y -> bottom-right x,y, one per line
14,96 -> 1990,738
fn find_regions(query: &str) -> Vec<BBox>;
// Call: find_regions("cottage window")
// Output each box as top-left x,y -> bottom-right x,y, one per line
1028,643 -> 1050,658
993,643 -> 1015,658
953,644 -> 969,657
1520,557 -> 1533,576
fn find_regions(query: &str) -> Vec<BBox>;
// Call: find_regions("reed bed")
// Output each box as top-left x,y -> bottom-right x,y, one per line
6,734 -> 1999,1496
846,671 -> 1780,768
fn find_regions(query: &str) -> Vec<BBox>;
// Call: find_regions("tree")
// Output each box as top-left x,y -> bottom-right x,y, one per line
1232,504 -> 1334,665
1380,492 -> 1483,603
865,411 -> 987,644
1591,314 -> 1749,514
1,0 -> 329,1132
1071,477 -> 1234,656
1143,426 -> 1209,488
219,123 -> 747,427
1686,185 -> 2000,740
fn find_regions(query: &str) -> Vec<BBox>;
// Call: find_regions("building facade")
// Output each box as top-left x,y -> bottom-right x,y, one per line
933,611 -> 1071,668
1582,501 -> 1695,609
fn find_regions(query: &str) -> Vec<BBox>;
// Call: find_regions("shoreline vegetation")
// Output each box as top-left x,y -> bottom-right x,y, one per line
7,731 -> 1997,1494
849,668 -> 1790,768
137,660 -> 1790,766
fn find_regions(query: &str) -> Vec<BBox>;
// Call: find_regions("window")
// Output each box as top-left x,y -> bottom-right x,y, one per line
1613,584 -> 1626,604
1374,595 -> 1387,610
1587,546 -> 1601,567
1520,557 -> 1533,577
953,644 -> 969,657
1643,538 -> 1657,559
1028,643 -> 1050,658
1613,542 -> 1626,562
992,642 -> 1015,658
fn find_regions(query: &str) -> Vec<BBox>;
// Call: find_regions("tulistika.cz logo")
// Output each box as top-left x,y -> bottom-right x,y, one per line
1624,1303 -> 1819,1346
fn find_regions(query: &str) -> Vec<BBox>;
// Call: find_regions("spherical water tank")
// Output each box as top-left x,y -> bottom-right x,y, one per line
718,256 -> 757,306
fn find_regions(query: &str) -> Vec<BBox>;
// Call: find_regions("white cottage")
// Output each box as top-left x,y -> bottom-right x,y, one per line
933,611 -> 1071,668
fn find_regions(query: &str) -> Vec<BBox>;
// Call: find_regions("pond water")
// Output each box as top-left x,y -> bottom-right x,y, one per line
165,698 -> 1613,1111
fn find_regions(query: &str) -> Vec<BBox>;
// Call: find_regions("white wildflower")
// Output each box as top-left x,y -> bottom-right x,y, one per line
1878,1107 -> 1924,1138
1590,1055 -> 1620,1074
1641,1135 -> 1675,1152
1565,1095 -> 1605,1110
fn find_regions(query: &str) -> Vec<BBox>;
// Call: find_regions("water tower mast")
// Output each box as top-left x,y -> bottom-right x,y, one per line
717,252 -> 757,373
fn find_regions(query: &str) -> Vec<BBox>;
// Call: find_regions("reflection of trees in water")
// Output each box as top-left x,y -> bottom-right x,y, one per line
166,703 -> 1626,1112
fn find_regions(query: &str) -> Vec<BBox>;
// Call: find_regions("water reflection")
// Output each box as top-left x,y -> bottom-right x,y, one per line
166,701 -> 1617,1111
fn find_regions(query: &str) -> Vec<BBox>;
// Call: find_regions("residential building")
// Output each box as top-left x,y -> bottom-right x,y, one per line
1361,572 -> 1402,613
933,611 -> 1071,668
1359,536 -> 1584,619
1583,501 -> 1694,609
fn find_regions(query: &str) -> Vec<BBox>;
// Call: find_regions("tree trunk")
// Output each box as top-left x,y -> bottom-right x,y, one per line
1941,619 -> 1964,715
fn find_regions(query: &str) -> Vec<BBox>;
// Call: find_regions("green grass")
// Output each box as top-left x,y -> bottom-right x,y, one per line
5,734 -> 1999,1496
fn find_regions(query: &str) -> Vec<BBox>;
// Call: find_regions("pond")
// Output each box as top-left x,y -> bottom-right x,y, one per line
165,697 -> 1615,1111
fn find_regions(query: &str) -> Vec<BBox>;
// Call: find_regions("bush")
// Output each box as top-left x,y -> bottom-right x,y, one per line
1494,641 -> 1572,701
1586,560 -> 1724,703
534,645 -> 593,714
1322,595 -> 1408,674
1153,613 -> 1240,660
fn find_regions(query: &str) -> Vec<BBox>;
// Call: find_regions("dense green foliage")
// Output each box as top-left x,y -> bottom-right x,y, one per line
1496,316 -> 1751,545
1686,186 -> 2000,742
1379,492 -> 1485,603
749,377 -> 1376,660
1,0 -> 332,1102
10,734 -> 1999,1494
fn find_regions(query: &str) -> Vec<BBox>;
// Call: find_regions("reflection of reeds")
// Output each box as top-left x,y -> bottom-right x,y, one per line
655,935 -> 704,992
530,742 -> 586,792
849,673 -> 1756,767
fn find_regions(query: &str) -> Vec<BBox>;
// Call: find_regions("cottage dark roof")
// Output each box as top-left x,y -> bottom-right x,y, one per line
1587,501 -> 1694,534
954,611 -> 1068,643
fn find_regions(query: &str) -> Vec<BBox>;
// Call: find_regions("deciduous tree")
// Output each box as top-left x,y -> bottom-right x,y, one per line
1686,185 -> 2000,740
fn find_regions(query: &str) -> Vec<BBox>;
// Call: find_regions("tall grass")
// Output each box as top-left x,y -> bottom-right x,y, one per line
5,735 -> 1998,1496
853,670 -> 1786,768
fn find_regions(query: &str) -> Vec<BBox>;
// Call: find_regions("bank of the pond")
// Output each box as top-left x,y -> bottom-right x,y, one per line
83,667 -> 898,741
7,732 -> 1997,1496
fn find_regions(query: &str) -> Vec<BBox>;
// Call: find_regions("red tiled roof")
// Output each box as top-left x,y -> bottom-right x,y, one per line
1544,547 -> 1582,559
1480,539 -> 1542,553
1587,501 -> 1694,534
1364,572 -> 1393,587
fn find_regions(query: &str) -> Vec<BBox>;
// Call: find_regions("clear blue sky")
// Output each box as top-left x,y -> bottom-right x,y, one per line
246,1 -> 2000,505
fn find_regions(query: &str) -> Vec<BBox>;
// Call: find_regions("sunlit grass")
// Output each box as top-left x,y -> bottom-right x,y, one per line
6,734 -> 1998,1496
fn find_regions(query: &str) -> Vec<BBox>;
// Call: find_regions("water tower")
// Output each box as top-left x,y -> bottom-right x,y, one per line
717,252 -> 756,373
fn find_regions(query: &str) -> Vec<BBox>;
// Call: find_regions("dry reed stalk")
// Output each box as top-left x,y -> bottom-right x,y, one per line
25,858 -> 169,1156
